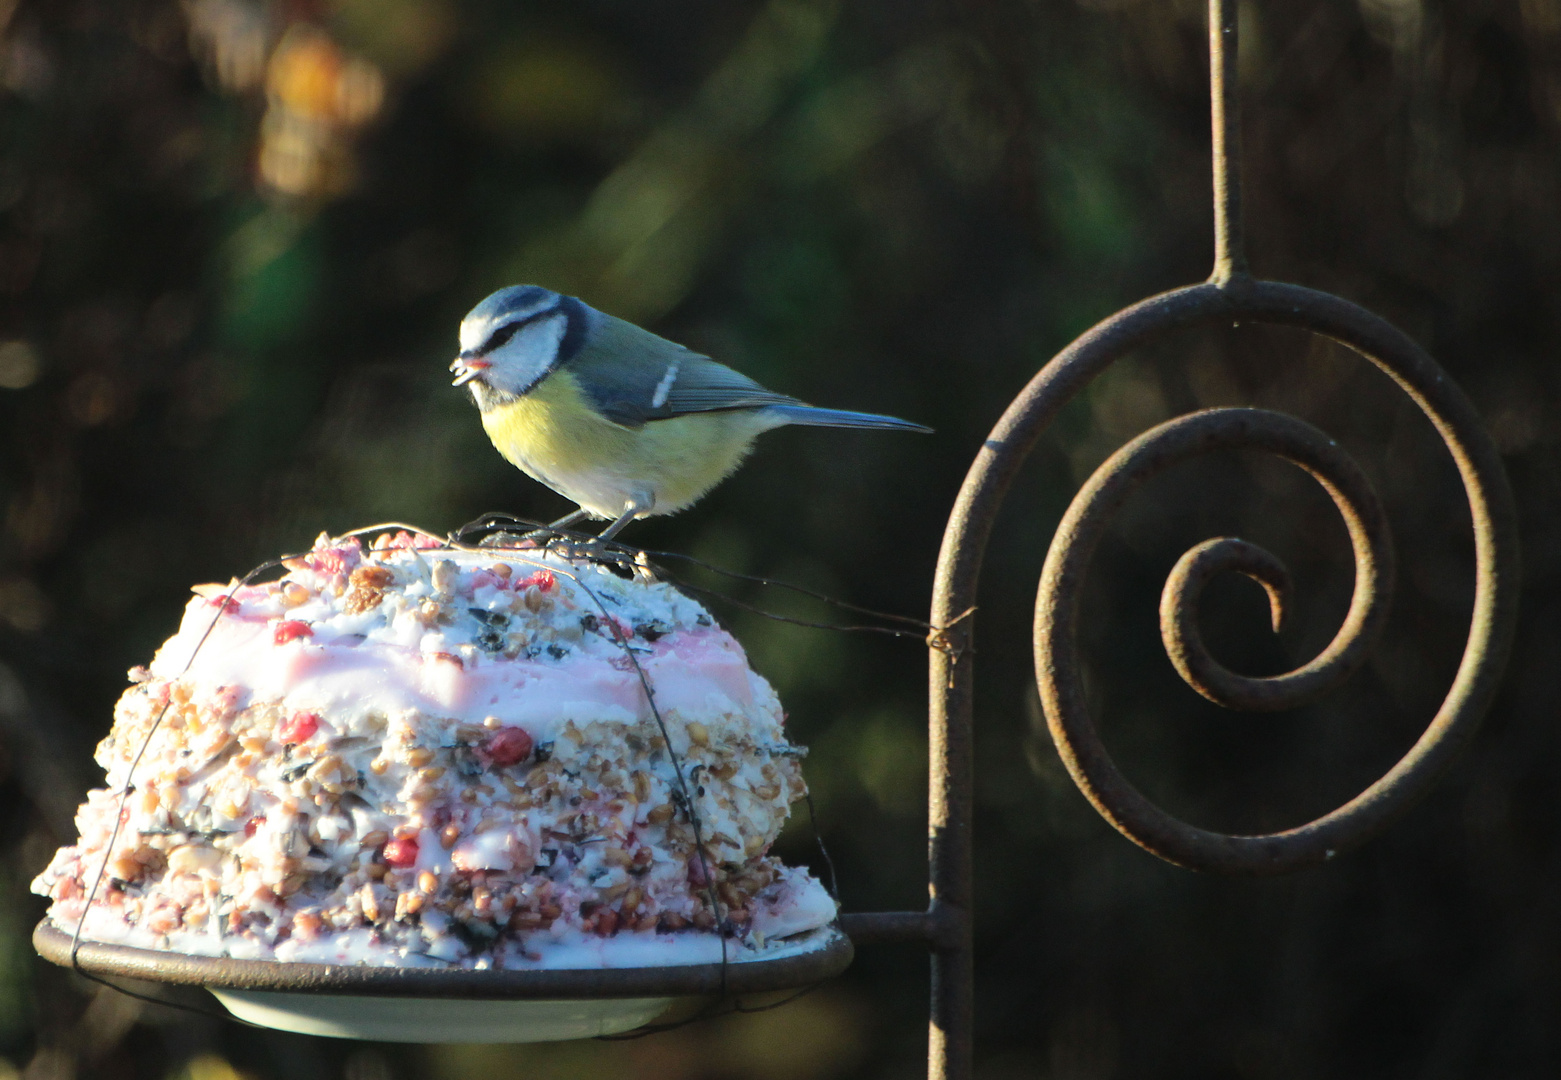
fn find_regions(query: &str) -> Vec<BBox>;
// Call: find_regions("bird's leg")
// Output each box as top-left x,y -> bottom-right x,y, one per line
547,508 -> 591,530
522,507 -> 590,543
597,509 -> 638,542
598,495 -> 652,542
545,497 -> 651,564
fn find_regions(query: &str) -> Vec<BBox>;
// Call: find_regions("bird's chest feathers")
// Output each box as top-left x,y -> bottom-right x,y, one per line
478,370 -> 765,517
480,373 -> 631,482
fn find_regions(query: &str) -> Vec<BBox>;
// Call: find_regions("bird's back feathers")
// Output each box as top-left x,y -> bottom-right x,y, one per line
564,315 -> 931,436
566,315 -> 802,427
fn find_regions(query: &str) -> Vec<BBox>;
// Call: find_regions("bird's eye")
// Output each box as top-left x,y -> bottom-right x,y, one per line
479,320 -> 526,356
477,306 -> 562,355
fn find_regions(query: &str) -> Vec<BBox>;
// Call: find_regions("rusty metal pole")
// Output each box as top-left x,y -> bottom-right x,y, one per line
1209,0 -> 1247,285
927,455 -> 978,1075
922,10 -> 1248,1076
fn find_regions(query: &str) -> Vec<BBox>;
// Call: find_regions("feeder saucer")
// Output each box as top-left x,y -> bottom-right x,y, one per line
34,921 -> 853,1043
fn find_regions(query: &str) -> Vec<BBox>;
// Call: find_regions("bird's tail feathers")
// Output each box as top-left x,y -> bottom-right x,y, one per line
763,404 -> 932,433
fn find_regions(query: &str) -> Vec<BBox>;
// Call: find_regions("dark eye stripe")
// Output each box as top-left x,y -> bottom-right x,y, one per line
477,318 -> 527,356
477,304 -> 565,356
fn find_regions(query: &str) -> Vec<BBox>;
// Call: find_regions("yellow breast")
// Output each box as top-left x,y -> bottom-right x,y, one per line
479,372 -> 769,518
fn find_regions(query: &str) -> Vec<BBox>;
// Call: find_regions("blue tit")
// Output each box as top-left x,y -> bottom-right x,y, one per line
449,285 -> 931,539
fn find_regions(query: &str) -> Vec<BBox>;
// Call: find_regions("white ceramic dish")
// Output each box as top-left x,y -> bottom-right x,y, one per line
211,989 -> 675,1042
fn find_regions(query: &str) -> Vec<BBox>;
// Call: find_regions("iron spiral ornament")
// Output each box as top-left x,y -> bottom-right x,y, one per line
1054,405 -> 1397,718
929,7 -> 1520,897
887,2 -> 1521,1076
1025,281 -> 1517,874
920,4 -> 1521,1071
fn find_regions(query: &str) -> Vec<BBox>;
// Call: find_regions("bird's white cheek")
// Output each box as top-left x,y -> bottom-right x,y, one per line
458,319 -> 487,354
488,314 -> 568,396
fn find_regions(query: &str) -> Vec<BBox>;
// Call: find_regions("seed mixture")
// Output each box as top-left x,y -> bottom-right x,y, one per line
32,532 -> 837,969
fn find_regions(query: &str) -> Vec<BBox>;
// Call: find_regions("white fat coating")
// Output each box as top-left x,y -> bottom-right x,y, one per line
147,543 -> 758,735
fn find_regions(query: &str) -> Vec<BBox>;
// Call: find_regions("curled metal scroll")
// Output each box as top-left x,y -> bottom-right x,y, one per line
944,276 -> 1520,876
1025,282 -> 1519,873
928,2 -> 1519,899
1056,406 -> 1396,716
921,4 -> 1520,1077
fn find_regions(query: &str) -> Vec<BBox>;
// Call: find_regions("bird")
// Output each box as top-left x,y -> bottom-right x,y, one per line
449,285 -> 932,540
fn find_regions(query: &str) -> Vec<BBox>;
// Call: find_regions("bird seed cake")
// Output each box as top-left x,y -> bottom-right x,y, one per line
32,531 -> 836,969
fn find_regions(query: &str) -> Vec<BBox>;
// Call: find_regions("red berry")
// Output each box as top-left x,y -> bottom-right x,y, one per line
518,570 -> 556,593
382,838 -> 419,868
274,620 -> 313,645
305,539 -> 361,577
387,530 -> 442,550
244,815 -> 265,838
484,726 -> 533,767
279,711 -> 319,744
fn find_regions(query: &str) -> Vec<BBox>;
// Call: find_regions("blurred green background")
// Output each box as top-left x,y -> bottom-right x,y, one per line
2,0 -> 1560,1076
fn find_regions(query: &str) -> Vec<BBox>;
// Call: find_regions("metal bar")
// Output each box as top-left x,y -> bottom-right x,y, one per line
1209,0 -> 1247,283
927,416 -> 980,1076
1075,407 -> 1396,716
838,911 -> 939,946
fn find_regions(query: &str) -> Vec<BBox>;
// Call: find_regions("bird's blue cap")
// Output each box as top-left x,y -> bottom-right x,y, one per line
459,286 -> 562,357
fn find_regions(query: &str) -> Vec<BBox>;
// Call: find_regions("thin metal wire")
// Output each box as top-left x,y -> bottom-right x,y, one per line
65,555 -> 300,1026
70,559 -> 286,970
595,981 -> 828,1041
434,526 -> 860,1040
349,527 -> 736,984
505,548 -> 732,984
64,972 -> 270,1028
636,549 -> 932,629
803,792 -> 840,901
447,512 -> 936,640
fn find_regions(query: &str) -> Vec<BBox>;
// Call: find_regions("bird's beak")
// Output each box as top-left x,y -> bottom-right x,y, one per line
450,355 -> 491,387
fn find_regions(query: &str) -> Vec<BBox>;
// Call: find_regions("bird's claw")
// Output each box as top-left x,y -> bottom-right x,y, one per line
541,533 -> 629,566
537,536 -> 659,582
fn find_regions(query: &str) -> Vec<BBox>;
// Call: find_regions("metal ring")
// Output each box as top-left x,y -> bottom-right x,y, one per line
34,921 -> 854,999
935,275 -> 1519,875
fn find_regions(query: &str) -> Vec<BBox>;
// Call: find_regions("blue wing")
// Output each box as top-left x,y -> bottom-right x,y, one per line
566,315 -> 802,427
566,313 -> 930,433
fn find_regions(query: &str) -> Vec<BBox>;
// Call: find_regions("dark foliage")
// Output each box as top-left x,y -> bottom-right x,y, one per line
1,1 -> 1558,1077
